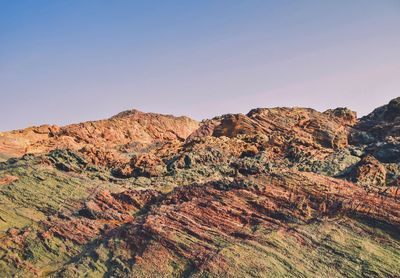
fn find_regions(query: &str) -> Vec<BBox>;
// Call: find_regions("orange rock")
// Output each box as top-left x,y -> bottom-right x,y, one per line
0,110 -> 199,160
0,175 -> 18,186
355,155 -> 387,187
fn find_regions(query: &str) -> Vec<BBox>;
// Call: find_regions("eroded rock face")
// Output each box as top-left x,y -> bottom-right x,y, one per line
51,170 -> 400,277
0,110 -> 199,165
355,97 -> 400,139
210,107 -> 353,150
350,98 -> 400,167
381,97 -> 400,122
354,155 -> 387,187
1,99 -> 400,277
60,110 -> 199,147
323,107 -> 358,126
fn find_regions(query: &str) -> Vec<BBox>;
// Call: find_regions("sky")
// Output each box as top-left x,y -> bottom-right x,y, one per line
0,0 -> 400,131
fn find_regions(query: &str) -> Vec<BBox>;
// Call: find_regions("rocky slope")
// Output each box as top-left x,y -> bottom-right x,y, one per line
0,98 -> 399,277
0,110 -> 199,162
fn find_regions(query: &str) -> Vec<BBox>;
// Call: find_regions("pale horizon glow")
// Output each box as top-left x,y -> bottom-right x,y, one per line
1,1 -> 399,131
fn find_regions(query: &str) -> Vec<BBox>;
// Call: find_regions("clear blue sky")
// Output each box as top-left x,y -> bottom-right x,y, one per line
1,0 -> 399,131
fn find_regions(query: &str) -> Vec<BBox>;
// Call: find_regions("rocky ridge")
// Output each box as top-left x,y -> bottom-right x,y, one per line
0,99 -> 399,277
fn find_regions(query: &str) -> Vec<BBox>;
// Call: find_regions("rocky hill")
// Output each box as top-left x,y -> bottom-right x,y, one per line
0,98 -> 399,277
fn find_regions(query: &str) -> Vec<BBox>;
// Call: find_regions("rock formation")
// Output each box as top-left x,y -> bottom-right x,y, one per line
0,98 -> 400,277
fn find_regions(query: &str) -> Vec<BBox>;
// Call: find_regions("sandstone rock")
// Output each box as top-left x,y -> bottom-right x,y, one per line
0,110 -> 199,160
210,107 -> 350,150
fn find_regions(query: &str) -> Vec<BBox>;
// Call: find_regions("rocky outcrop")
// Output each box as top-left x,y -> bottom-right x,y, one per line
59,110 -> 199,147
0,110 -> 199,164
350,98 -> 400,165
354,155 -> 387,187
323,107 -> 358,126
210,107 -> 353,150
51,170 -> 400,277
1,98 -> 400,277
48,189 -> 160,244
355,97 -> 400,140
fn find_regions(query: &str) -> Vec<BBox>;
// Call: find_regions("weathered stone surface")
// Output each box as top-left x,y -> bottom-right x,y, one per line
211,107 -> 352,149
0,110 -> 199,163
354,155 -> 387,187
53,170 -> 400,277
0,99 -> 400,277
323,107 -> 358,126
355,97 -> 400,139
